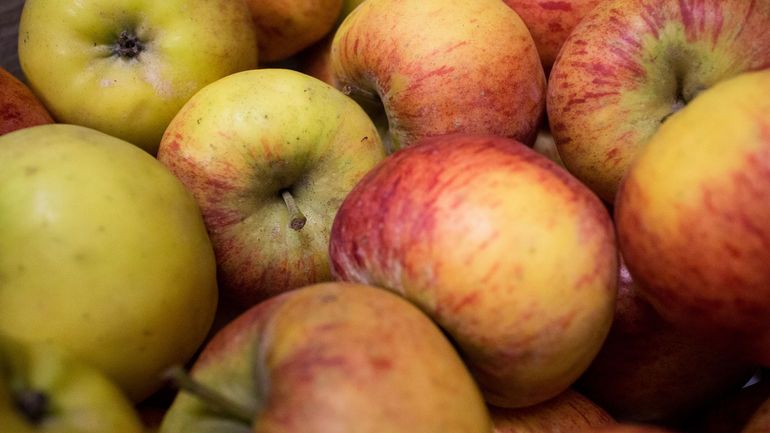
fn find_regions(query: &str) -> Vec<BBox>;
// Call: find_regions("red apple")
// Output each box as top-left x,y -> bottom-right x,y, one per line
330,0 -> 546,151
491,388 -> 615,432
588,425 -> 677,433
614,70 -> 770,365
0,66 -> 52,135
503,0 -> 606,72
158,282 -> 493,432
741,390 -> 770,433
329,133 -> 618,408
576,259 -> 756,424
547,0 -> 770,202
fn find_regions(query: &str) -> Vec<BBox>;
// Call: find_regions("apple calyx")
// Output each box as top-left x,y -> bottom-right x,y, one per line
165,365 -> 254,425
14,388 -> 49,424
280,189 -> 307,231
113,30 -> 144,60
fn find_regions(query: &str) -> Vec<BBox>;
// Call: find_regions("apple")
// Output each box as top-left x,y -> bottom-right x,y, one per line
0,333 -> 144,432
0,66 -> 52,135
158,282 -> 493,433
157,68 -> 386,307
686,374 -> 770,433
245,0 -> 342,64
740,390 -> 770,433
503,0 -> 606,73
587,425 -> 677,433
491,388 -> 615,432
576,258 -> 756,424
0,124 -> 219,402
547,0 -> 770,203
17,0 -> 258,154
330,0 -> 546,152
532,128 -> 565,167
614,69 -> 770,365
329,133 -> 618,408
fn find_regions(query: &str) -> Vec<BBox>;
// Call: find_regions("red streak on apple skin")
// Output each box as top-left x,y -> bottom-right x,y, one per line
539,1 -> 571,12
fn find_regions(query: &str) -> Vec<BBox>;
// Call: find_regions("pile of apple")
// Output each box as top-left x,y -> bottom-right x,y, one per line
1,0 -> 770,432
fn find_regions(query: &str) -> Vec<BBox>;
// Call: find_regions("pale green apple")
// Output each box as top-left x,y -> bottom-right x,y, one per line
0,333 -> 144,433
157,68 -> 386,308
0,124 -> 219,402
17,0 -> 258,154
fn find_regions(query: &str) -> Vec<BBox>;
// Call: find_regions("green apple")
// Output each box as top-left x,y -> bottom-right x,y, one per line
547,0 -> 770,202
17,0 -> 258,154
0,124 -> 218,402
157,68 -> 386,307
0,66 -> 52,136
0,333 -> 144,433
614,70 -> 770,366
159,282 -> 492,433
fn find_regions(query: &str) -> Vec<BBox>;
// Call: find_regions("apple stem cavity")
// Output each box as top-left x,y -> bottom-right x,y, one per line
14,389 -> 49,424
281,190 -> 307,231
113,30 -> 144,60
165,365 -> 254,425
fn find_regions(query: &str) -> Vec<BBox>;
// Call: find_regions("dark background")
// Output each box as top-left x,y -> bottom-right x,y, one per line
1,0 -> 25,80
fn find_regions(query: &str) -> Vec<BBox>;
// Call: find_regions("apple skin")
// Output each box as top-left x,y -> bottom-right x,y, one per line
0,124 -> 218,402
741,390 -> 770,433
614,70 -> 770,366
329,133 -> 618,408
158,282 -> 493,433
502,0 -> 605,72
547,0 -> 770,203
491,388 -> 615,432
17,0 -> 258,154
0,334 -> 145,433
330,0 -> 546,151
587,425 -> 677,433
157,68 -> 386,307
576,259 -> 756,424
245,0 -> 342,63
0,66 -> 52,135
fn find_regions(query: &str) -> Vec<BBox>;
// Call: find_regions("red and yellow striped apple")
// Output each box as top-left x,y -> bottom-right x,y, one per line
330,0 -> 546,152
548,0 -> 770,202
158,282 -> 492,433
329,133 -> 618,408
0,66 -> 52,136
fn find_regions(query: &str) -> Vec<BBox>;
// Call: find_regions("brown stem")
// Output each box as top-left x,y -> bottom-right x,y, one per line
281,190 -> 307,231
164,365 -> 253,424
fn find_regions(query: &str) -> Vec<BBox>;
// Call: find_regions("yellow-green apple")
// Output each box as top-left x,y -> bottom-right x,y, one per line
503,0 -> 606,72
491,389 -> 615,432
0,333 -> 144,433
329,133 -> 618,408
245,0 -> 342,63
614,70 -> 770,366
157,68 -> 386,308
330,0 -> 546,152
547,0 -> 770,203
0,124 -> 218,402
0,66 -> 52,136
17,0 -> 258,154
158,282 -> 493,433
576,259 -> 756,424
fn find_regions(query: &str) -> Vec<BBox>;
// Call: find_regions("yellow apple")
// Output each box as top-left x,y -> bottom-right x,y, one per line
0,124 -> 218,402
17,0 -> 258,154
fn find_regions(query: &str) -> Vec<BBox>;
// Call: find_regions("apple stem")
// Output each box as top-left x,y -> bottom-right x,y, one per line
281,190 -> 307,231
165,365 -> 254,425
